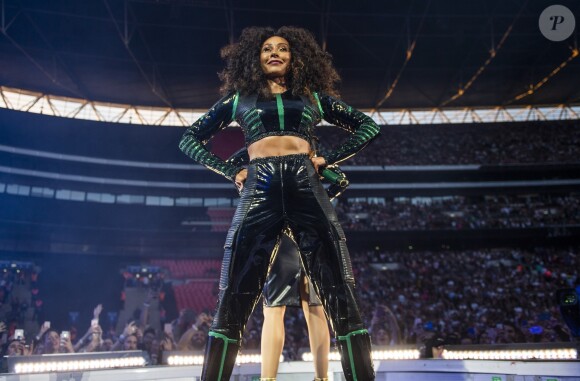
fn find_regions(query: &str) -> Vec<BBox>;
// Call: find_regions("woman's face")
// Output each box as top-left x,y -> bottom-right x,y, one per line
101,338 -> 114,351
45,331 -> 60,350
260,36 -> 291,78
124,334 -> 139,350
7,341 -> 25,355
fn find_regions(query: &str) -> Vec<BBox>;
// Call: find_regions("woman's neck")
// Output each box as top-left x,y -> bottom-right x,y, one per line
267,77 -> 288,94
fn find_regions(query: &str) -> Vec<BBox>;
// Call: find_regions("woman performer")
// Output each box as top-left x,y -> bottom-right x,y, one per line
179,26 -> 379,381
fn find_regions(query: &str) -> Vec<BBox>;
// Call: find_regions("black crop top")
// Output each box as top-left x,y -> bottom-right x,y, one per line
179,91 -> 379,181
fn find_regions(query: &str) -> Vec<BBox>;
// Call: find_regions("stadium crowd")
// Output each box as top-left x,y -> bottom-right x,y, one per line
317,121 -> 580,165
2,121 -> 579,368
336,193 -> 580,231
2,245 -> 577,365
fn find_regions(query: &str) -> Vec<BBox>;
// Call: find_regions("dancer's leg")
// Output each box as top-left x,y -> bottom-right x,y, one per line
202,162 -> 284,381
300,276 -> 330,379
288,157 -> 374,381
260,305 -> 286,378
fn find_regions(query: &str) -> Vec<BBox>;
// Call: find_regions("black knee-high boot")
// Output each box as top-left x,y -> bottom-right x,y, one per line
337,329 -> 375,381
201,331 -> 240,381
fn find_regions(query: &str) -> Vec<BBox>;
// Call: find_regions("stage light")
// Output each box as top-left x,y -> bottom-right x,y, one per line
236,353 -> 264,364
302,348 -> 420,362
166,354 -> 204,366
372,348 -> 420,360
164,351 -> 283,366
7,351 -> 147,374
444,347 -> 577,360
302,344 -> 578,362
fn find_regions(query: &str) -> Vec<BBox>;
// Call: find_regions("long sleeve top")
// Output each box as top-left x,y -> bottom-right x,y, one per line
179,91 -> 379,181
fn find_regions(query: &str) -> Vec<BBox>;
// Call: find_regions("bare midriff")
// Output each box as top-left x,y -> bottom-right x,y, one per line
247,135 -> 311,160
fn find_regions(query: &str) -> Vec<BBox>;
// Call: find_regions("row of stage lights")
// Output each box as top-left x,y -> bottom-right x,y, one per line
7,351 -> 148,374
303,349 -> 421,362
9,347 -> 578,374
166,353 -> 283,366
12,356 -> 146,374
444,348 -> 577,361
165,346 -> 578,368
165,349 -> 423,366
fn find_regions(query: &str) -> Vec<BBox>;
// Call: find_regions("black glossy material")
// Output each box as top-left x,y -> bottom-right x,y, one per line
179,93 -> 241,181
337,331 -> 375,381
226,148 -> 349,200
201,334 -> 240,381
263,232 -> 321,307
206,154 -> 372,378
226,150 -> 335,308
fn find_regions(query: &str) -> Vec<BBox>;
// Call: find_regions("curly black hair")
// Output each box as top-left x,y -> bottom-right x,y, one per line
219,26 -> 340,99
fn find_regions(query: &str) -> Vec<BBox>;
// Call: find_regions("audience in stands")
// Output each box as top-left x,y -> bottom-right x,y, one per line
353,246 -> 577,348
317,122 -> 580,166
335,193 -> 580,231
1,245 -> 577,366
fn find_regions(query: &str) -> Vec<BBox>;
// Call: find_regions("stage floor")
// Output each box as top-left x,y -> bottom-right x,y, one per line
1,360 -> 579,381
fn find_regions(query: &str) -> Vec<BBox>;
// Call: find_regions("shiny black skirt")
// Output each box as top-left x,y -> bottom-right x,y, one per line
263,232 -> 322,307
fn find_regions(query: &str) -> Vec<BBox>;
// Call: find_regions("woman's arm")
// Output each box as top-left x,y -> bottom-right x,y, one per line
225,147 -> 250,168
179,93 -> 244,181
317,94 -> 380,165
176,327 -> 195,351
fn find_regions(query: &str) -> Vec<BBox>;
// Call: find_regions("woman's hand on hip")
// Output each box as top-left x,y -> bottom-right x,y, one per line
311,156 -> 327,173
235,169 -> 248,192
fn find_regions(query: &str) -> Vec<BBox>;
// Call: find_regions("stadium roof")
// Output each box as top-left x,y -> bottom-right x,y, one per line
1,0 -> 579,111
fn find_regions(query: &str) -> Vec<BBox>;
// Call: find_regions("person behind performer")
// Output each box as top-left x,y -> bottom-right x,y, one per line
179,26 -> 379,381
226,148 -> 342,381
261,233 -> 330,380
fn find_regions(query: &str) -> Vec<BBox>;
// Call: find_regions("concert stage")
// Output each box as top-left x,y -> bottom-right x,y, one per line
1,360 -> 579,381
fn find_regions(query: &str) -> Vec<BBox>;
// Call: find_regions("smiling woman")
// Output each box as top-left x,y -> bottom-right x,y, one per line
260,36 -> 292,83
179,26 -> 379,381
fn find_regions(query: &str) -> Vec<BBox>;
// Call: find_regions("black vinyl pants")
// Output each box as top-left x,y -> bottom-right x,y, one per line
201,154 -> 374,381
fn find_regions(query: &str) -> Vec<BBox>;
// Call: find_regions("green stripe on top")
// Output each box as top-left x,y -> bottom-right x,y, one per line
231,92 -> 239,122
275,93 -> 284,131
313,92 -> 324,118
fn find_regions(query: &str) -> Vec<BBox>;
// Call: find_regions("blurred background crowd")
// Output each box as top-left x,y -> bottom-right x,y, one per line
2,243 -> 577,365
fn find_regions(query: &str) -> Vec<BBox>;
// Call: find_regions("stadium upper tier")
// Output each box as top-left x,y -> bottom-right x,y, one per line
2,107 -> 580,199
2,86 -> 579,127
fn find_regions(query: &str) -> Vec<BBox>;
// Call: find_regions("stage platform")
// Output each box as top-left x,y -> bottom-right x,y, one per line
1,360 -> 579,381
